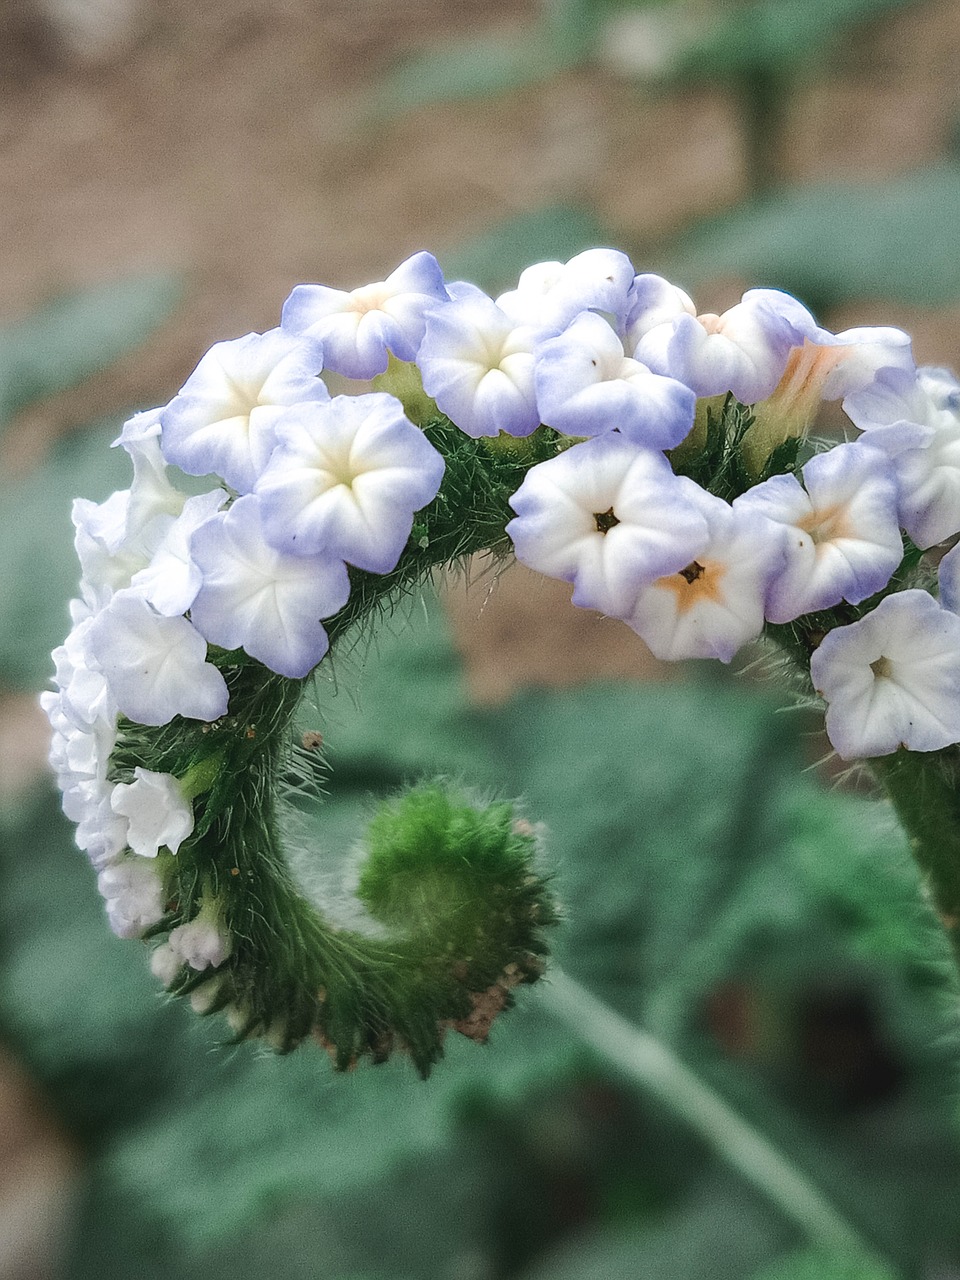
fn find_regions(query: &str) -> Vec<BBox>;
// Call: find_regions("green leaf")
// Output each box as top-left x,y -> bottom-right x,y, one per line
667,0 -> 912,80
302,591 -> 486,786
750,1246 -> 899,1280
520,1179 -> 787,1280
371,32 -> 574,116
441,205 -> 614,297
0,273 -> 182,432
369,2 -> 600,119
660,164 -> 960,310
0,419 -> 130,690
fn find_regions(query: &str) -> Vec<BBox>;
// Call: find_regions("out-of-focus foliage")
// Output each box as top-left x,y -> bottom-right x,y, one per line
4,574 -> 960,1277
0,272 -> 183,690
749,1248 -> 899,1280
661,164 -> 960,311
0,274 -> 181,435
0,420 -> 129,689
372,0 -> 912,114
441,206 -> 613,296
667,0 -> 912,80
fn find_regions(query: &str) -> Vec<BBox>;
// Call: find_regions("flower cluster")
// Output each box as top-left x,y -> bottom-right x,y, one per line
40,244 -> 960,1055
43,297 -> 447,962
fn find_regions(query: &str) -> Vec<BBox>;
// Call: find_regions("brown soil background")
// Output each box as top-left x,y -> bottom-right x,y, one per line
3,0 -> 960,1273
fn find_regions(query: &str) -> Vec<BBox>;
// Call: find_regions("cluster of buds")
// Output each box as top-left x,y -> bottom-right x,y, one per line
40,245 -> 960,1061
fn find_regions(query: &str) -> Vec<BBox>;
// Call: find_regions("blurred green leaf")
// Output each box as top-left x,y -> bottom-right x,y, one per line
441,205 -> 613,296
750,1246 -> 899,1280
0,419 -> 129,690
372,33 -> 574,115
300,592 -> 483,786
660,164 -> 960,309
667,0 -> 912,80
0,273 -> 182,432
520,1179 -> 786,1280
371,0 -> 601,118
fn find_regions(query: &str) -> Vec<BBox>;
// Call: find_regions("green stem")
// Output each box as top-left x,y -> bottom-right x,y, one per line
542,968 -> 892,1269
869,749 -> 960,971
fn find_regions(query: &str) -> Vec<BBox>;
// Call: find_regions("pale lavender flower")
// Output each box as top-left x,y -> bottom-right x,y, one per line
633,285 -> 911,413
626,488 -> 785,661
734,442 -> 902,623
495,248 -> 636,333
939,540 -> 960,615
418,291 -> 542,438
160,328 -> 328,493
534,310 -> 695,448
255,392 -> 444,571
506,435 -> 710,618
130,487 -> 228,616
88,591 -> 229,726
167,911 -> 231,970
633,288 -> 818,404
810,590 -> 960,758
848,366 -> 960,548
281,251 -> 448,379
189,495 -> 351,678
623,274 -> 696,348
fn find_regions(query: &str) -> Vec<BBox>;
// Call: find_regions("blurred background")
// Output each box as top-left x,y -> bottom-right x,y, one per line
4,1 -> 960,1277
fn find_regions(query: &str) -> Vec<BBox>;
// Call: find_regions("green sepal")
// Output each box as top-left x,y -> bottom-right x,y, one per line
671,394 -> 759,501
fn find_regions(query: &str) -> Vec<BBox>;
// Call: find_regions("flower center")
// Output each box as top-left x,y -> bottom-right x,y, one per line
594,507 -> 620,534
348,282 -> 391,315
657,560 -> 727,613
696,312 -> 725,335
870,655 -> 893,680
797,501 -> 851,546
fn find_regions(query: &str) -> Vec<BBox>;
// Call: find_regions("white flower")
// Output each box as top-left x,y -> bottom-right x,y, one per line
734,442 -> 902,623
117,410 -> 189,540
533,310 -> 696,449
160,328 -> 328,493
97,858 -> 167,939
71,425 -> 189,611
938,540 -> 960,614
810,590 -> 960,758
417,291 -> 542,438
72,492 -> 158,611
110,767 -> 195,857
626,488 -> 785,661
506,435 -> 710,618
71,780 -> 129,869
633,288 -> 818,404
189,495 -> 351,678
87,591 -> 229,726
130,487 -> 228,616
495,248 -> 636,333
281,251 -> 448,379
255,392 -> 445,571
167,913 -> 231,970
50,617 -> 116,729
623,274 -> 696,347
848,366 -> 960,548
633,285 -> 911,412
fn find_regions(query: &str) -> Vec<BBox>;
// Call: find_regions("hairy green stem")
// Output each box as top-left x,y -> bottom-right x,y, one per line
543,968 -> 893,1269
869,750 -> 960,971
